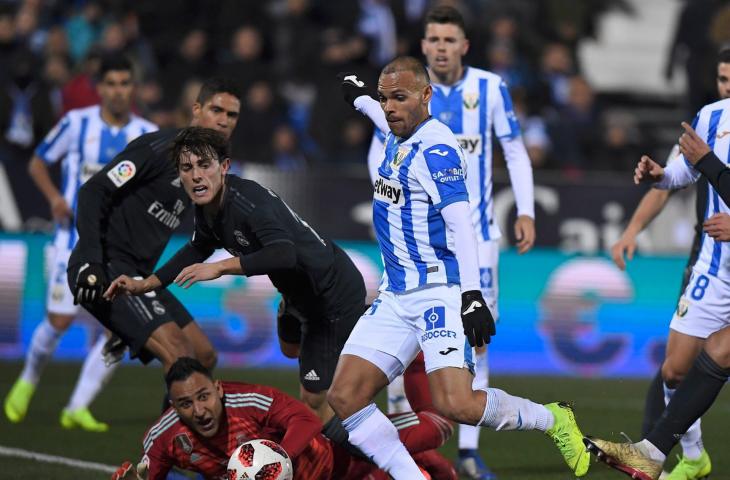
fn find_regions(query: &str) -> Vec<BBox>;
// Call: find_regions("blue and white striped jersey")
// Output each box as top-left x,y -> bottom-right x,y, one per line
366,66 -> 532,242
373,118 -> 468,293
656,98 -> 730,280
35,105 -> 157,244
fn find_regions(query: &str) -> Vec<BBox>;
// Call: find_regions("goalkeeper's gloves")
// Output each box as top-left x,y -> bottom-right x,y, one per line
111,461 -> 148,480
337,72 -> 370,106
460,290 -> 496,348
72,262 -> 108,304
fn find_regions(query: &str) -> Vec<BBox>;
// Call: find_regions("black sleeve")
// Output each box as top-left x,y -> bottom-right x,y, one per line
154,215 -> 217,286
694,151 -> 730,206
74,133 -> 169,264
240,242 -> 296,277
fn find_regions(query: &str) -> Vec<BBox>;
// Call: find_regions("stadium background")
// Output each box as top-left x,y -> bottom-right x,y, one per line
2,0 -> 730,479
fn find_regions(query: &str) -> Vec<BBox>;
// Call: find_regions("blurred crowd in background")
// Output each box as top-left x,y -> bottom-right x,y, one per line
1,0 -> 730,177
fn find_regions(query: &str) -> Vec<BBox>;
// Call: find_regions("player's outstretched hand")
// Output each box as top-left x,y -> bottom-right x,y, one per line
514,215 -> 535,254
611,233 -> 637,271
679,121 -> 712,165
174,262 -> 223,289
703,213 -> 730,241
337,72 -> 369,106
633,155 -> 664,185
461,290 -> 496,348
103,275 -> 149,301
110,461 -> 148,480
72,262 -> 108,305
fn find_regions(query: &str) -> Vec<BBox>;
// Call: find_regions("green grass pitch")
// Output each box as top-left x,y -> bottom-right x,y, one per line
1,362 -> 729,479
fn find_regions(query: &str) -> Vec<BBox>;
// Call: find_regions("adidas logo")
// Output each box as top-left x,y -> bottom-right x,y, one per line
304,370 -> 320,381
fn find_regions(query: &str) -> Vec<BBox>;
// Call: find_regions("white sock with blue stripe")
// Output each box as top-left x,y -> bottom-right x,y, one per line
20,317 -> 64,385
459,349 -> 489,449
342,403 -> 426,479
478,388 -> 553,432
66,334 -> 119,411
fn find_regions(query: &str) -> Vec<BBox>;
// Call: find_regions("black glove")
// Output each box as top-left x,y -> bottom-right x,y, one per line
461,290 -> 496,348
72,262 -> 108,304
337,72 -> 370,105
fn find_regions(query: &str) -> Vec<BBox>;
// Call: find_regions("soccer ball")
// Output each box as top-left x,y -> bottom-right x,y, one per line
227,439 -> 293,480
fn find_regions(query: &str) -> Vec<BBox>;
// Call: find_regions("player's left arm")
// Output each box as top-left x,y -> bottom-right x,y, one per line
492,79 -> 535,254
264,387 -> 323,460
415,145 -> 496,347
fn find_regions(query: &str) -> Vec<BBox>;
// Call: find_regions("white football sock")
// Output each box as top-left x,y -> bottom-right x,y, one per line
20,318 -> 64,385
478,388 -> 553,432
459,349 -> 489,449
66,334 -> 119,411
343,403 -> 426,479
386,375 -> 412,414
663,383 -> 704,460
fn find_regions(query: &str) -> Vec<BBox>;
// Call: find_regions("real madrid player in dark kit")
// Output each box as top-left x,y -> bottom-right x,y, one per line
105,127 -> 367,422
68,78 -> 241,372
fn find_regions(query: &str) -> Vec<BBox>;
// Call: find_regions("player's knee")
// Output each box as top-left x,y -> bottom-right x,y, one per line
48,313 -> 73,331
279,340 -> 300,359
704,329 -> 730,369
661,359 -> 689,387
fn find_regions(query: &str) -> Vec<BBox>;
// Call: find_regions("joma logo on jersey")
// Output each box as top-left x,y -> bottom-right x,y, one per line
374,177 -> 404,206
463,92 -> 479,110
456,135 -> 482,155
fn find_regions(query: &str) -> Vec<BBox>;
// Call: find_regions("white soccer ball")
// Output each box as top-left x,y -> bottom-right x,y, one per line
227,439 -> 293,480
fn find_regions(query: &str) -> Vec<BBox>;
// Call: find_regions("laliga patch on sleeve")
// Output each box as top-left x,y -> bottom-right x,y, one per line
106,160 -> 136,187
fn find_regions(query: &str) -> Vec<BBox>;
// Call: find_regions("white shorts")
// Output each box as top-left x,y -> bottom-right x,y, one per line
45,228 -> 78,316
341,284 -> 474,381
670,267 -> 730,339
478,240 -> 499,320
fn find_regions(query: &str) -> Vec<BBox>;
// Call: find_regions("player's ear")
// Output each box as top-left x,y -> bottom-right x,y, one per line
462,37 -> 470,56
191,102 -> 202,120
214,380 -> 223,397
220,157 -> 231,175
423,84 -> 433,104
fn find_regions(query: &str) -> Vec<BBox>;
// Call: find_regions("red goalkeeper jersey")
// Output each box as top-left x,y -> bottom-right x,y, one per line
140,381 -> 333,480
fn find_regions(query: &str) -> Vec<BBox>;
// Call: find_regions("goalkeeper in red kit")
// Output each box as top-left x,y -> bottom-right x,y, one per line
111,357 -> 456,480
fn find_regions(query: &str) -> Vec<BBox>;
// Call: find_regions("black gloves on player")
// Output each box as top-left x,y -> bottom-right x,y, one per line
72,262 -> 108,304
461,290 -> 496,347
337,72 -> 370,105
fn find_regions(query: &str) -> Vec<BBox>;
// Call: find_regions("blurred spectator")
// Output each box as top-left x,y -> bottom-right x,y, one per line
44,25 -> 69,58
43,53 -> 71,116
0,47 -> 55,152
61,48 -> 101,113
594,110 -> 643,172
535,42 -> 575,109
0,6 -> 18,79
160,29 -> 212,106
272,125 -> 307,170
665,0 -> 723,116
271,0 -> 321,84
230,81 -> 285,163
64,1 -> 104,63
358,0 -> 397,67
218,25 -> 272,92
512,88 -> 550,168
173,78 -> 203,127
336,117 -> 370,165
546,75 -> 601,173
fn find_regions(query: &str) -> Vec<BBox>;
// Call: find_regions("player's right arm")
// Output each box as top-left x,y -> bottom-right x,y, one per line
105,214 -> 217,299
611,188 -> 671,270
338,72 -> 391,135
30,114 -> 74,221
263,386 -> 323,460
